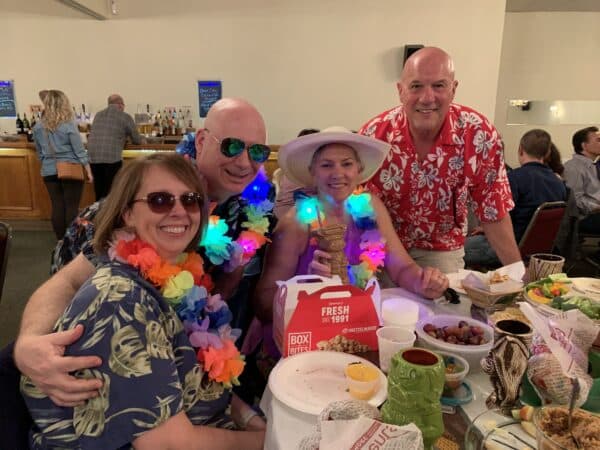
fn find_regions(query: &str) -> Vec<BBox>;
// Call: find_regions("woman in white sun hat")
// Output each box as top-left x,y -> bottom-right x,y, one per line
253,126 -> 449,323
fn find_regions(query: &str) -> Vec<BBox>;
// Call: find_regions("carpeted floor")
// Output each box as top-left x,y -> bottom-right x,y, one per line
0,221 -> 56,348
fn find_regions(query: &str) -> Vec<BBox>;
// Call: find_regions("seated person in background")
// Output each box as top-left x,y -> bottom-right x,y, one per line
563,126 -> 600,234
21,153 -> 264,449
464,129 -> 567,267
254,127 -> 449,326
273,128 -> 319,218
11,98 -> 275,409
545,142 -> 565,178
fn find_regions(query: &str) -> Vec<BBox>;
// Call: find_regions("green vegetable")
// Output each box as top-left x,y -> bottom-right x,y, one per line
550,296 -> 600,320
548,273 -> 569,281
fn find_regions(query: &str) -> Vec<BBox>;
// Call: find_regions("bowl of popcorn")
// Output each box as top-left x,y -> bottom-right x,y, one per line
415,315 -> 494,370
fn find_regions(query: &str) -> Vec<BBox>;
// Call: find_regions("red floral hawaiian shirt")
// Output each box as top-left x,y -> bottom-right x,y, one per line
360,103 -> 514,251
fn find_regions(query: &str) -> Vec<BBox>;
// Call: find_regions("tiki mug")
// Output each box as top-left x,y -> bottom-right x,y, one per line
482,319 -> 532,414
381,348 -> 445,449
312,223 -> 349,284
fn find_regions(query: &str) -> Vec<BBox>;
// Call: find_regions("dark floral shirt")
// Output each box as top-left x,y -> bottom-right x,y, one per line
22,261 -> 232,450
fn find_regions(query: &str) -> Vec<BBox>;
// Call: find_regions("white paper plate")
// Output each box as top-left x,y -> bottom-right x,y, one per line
268,351 -> 387,415
381,288 -> 435,314
571,277 -> 600,299
381,296 -> 434,322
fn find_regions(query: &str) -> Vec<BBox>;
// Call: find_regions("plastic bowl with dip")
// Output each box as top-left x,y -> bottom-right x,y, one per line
344,362 -> 380,400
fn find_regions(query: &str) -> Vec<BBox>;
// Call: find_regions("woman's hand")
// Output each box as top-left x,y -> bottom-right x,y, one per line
308,249 -> 332,277
84,164 -> 94,183
416,267 -> 449,299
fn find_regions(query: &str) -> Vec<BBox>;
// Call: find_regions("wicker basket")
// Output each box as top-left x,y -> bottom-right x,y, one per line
461,282 -> 521,309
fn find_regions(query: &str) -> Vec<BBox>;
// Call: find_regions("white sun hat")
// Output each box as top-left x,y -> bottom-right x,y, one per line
277,126 -> 391,187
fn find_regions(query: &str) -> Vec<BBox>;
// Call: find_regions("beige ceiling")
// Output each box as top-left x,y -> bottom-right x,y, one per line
3,0 -> 600,20
506,0 -> 600,12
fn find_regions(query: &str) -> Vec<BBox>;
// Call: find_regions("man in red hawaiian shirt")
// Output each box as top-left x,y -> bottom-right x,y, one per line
360,47 -> 521,273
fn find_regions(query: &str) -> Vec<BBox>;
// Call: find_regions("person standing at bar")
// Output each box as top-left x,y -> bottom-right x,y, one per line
87,94 -> 143,200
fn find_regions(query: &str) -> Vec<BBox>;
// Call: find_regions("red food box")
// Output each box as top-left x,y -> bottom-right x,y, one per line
273,275 -> 380,357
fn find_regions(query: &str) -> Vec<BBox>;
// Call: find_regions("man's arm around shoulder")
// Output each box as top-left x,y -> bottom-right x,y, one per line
14,253 -> 102,407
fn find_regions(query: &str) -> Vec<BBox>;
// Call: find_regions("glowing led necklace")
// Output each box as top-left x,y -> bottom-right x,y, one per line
109,231 -> 244,388
200,171 -> 273,272
296,189 -> 386,288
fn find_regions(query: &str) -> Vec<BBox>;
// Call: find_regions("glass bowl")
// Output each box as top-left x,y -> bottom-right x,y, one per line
533,405 -> 600,449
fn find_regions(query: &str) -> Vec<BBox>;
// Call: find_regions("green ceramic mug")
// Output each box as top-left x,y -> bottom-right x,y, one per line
381,347 -> 445,449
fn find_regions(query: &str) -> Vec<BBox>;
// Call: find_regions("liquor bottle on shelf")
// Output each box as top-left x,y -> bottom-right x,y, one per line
170,109 -> 176,136
16,114 -> 24,134
23,114 -> 33,141
22,114 -> 30,133
153,112 -> 161,137
161,114 -> 168,136
176,110 -> 182,135
186,109 -> 193,130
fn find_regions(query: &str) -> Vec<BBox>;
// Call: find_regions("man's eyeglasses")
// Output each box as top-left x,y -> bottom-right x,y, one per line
205,129 -> 271,163
131,191 -> 203,214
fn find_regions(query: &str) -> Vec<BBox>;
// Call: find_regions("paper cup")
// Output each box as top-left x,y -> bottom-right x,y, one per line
376,326 -> 416,373
527,253 -> 565,281
381,298 -> 420,331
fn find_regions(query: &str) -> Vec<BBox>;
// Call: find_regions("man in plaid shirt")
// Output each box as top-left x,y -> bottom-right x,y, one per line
87,94 -> 143,200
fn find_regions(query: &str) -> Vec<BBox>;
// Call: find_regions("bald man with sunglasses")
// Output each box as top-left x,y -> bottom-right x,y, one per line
4,99 -> 275,421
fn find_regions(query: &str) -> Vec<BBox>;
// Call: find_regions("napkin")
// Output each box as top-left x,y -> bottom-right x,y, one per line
462,261 -> 525,293
319,417 -> 424,450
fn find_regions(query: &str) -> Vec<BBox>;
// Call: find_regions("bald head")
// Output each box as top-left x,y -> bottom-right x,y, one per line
196,97 -> 267,202
397,46 -> 458,141
108,94 -> 125,111
401,47 -> 455,83
203,98 -> 266,142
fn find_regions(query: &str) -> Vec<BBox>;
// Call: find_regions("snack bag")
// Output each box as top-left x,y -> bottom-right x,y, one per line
520,303 -> 599,406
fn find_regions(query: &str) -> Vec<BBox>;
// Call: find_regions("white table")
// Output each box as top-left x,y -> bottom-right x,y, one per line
261,287 -> 535,450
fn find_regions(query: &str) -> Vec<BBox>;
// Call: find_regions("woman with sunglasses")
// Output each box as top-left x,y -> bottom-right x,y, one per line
21,153 -> 265,450
255,127 -> 449,324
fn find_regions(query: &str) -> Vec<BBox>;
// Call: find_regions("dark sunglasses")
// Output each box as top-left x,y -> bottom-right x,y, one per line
131,191 -> 203,214
205,129 -> 271,163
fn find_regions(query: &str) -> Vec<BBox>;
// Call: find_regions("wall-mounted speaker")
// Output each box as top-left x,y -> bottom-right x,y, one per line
403,45 -> 424,66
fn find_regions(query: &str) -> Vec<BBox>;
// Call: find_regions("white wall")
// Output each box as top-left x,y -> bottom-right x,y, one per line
0,0 -> 506,144
495,12 -> 600,167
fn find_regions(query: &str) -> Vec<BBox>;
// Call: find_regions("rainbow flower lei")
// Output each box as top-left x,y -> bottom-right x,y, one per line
109,230 -> 245,388
200,170 -> 273,272
296,189 -> 386,289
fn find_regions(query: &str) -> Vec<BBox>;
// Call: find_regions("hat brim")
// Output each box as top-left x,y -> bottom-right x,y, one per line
277,132 -> 390,187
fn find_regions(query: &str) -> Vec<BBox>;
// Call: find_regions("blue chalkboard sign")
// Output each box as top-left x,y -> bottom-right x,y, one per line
0,80 -> 17,118
198,81 -> 222,118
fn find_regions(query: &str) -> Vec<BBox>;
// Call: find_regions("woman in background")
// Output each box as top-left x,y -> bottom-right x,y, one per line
545,142 -> 565,178
33,90 -> 93,239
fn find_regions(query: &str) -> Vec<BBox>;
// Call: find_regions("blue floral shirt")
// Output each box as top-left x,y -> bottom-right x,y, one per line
22,261 -> 232,450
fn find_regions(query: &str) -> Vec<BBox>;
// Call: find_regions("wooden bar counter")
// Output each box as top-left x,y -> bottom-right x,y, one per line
0,140 -> 279,220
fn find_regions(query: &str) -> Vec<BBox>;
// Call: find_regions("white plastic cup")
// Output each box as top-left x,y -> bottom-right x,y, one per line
381,298 -> 419,331
376,326 -> 416,373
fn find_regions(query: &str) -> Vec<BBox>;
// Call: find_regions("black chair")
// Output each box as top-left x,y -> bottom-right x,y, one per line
578,211 -> 600,272
0,221 -> 12,302
518,201 -> 567,262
